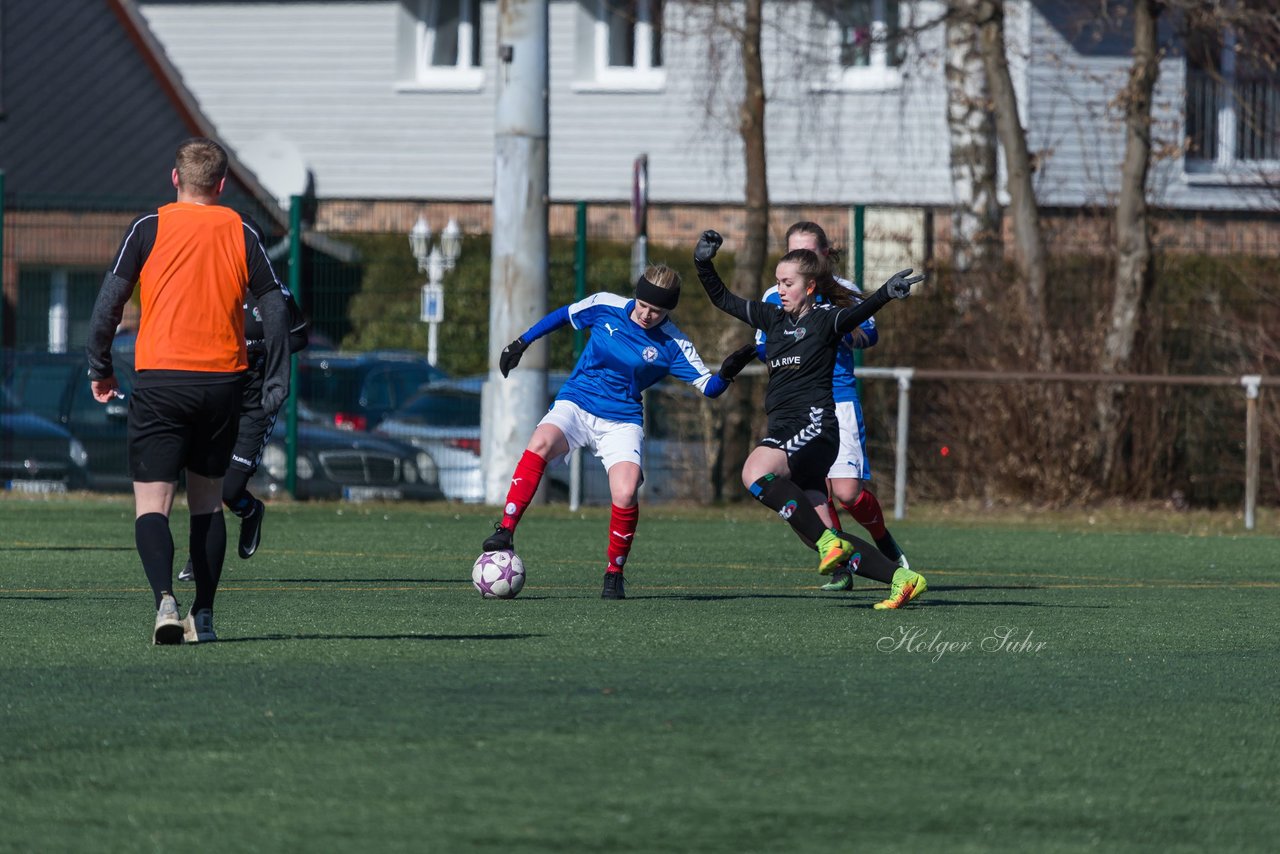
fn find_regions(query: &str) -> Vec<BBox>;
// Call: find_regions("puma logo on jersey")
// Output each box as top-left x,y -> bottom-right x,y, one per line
604,323 -> 618,336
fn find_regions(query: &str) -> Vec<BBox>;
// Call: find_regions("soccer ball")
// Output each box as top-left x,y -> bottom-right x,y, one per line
471,549 -> 526,599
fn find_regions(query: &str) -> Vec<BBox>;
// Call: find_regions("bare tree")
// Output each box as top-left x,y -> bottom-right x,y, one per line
684,0 -> 771,499
973,0 -> 1051,368
945,0 -> 1001,290
736,0 -> 770,298
1097,0 -> 1163,485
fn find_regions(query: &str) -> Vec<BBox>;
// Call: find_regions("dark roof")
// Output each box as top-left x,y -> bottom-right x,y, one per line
0,0 -> 286,231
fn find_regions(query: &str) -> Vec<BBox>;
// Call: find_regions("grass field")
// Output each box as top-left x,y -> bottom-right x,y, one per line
2,495 -> 1278,853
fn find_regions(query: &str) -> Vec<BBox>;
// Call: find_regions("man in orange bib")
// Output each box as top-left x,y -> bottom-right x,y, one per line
86,137 -> 291,645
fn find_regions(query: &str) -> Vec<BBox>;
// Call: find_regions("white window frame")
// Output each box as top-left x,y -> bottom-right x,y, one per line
577,0 -> 666,93
398,0 -> 484,92
812,0 -> 904,93
1183,25 -> 1280,184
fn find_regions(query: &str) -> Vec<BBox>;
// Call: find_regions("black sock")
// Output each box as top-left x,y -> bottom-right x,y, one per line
874,531 -> 904,561
748,474 -> 827,544
223,468 -> 254,516
189,511 -> 227,613
135,513 -> 175,609
843,531 -> 901,584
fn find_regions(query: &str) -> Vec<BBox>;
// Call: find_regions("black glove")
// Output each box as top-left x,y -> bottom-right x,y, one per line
718,342 -> 758,382
694,230 -> 723,263
261,383 -> 288,417
884,268 -> 925,299
499,337 -> 529,378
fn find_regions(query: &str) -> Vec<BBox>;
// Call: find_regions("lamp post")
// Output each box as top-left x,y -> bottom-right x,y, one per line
410,216 -> 462,367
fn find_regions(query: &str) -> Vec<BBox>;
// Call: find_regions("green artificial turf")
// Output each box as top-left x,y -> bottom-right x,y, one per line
1,496 -> 1277,853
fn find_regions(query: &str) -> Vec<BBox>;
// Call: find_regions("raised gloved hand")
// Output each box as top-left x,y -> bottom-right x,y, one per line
694,230 -> 723,263
718,342 -> 758,382
499,337 -> 529,378
884,268 -> 925,299
261,383 -> 288,417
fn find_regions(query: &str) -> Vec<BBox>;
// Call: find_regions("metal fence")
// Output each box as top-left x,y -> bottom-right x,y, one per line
3,192 -> 1278,518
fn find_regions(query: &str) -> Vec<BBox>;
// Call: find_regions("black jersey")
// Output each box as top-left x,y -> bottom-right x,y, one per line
695,258 -> 894,424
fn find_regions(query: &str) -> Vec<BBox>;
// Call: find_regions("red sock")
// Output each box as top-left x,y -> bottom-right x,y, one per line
500,451 -> 547,531
606,503 -> 639,574
844,489 -> 888,540
826,498 -> 842,531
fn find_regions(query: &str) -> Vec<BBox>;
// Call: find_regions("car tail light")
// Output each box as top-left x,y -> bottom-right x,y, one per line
449,437 -> 481,454
334,412 -> 367,431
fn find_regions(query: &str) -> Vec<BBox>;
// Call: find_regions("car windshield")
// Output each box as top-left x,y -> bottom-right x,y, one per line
394,389 -> 481,426
298,363 -> 363,411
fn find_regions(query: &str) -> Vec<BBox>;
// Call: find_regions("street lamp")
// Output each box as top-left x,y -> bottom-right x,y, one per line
440,218 -> 462,269
409,216 -> 432,272
411,216 -> 463,367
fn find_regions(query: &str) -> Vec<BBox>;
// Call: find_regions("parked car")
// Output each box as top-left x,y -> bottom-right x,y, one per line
1,383 -> 90,492
4,350 -> 134,490
3,349 -> 443,501
376,373 -> 711,504
297,350 -> 446,432
249,420 -> 443,502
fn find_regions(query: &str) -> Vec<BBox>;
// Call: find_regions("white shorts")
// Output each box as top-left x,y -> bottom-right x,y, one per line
539,400 -> 646,474
827,399 -> 871,481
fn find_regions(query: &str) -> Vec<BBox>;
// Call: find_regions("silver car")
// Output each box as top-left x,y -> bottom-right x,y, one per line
376,373 -> 712,504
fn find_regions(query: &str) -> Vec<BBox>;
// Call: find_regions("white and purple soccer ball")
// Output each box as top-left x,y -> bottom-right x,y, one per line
471,549 -> 526,599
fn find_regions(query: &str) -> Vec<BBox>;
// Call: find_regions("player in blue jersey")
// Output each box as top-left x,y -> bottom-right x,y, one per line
482,264 -> 754,600
694,229 -> 928,609
755,222 -> 908,593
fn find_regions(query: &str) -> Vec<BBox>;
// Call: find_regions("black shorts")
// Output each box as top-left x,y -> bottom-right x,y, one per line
128,379 -> 244,481
229,369 -> 277,474
759,408 -> 839,493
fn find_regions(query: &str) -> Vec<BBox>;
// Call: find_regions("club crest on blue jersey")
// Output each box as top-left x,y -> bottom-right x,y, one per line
642,346 -> 658,363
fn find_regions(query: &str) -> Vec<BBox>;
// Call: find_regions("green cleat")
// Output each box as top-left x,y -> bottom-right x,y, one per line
820,565 -> 855,592
816,529 -> 854,575
873,567 -> 927,610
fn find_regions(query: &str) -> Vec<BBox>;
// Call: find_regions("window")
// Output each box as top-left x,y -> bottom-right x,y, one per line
591,0 -> 664,89
815,0 -> 904,91
1184,8 -> 1280,176
397,0 -> 483,91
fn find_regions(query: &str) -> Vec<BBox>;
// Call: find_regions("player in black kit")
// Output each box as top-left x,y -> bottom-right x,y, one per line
178,236 -> 307,582
693,229 -> 929,609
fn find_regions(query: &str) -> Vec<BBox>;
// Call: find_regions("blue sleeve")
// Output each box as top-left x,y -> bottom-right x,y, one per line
521,305 -> 571,343
851,319 -> 878,350
703,374 -> 729,398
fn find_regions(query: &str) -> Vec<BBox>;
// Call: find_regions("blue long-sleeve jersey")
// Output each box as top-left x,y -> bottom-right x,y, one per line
519,293 -> 726,426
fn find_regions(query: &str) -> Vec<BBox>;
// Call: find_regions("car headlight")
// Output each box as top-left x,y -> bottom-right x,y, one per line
262,444 -> 287,480
416,451 -> 437,481
296,455 -> 315,480
68,438 -> 89,468
403,459 -> 417,483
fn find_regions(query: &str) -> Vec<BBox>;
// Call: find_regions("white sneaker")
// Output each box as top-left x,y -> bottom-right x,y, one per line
153,593 -> 184,645
182,609 -> 217,643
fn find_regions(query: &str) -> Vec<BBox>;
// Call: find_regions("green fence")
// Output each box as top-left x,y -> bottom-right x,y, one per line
3,191 -> 1279,511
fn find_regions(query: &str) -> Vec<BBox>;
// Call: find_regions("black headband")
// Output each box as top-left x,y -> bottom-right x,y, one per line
634,276 -> 679,310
